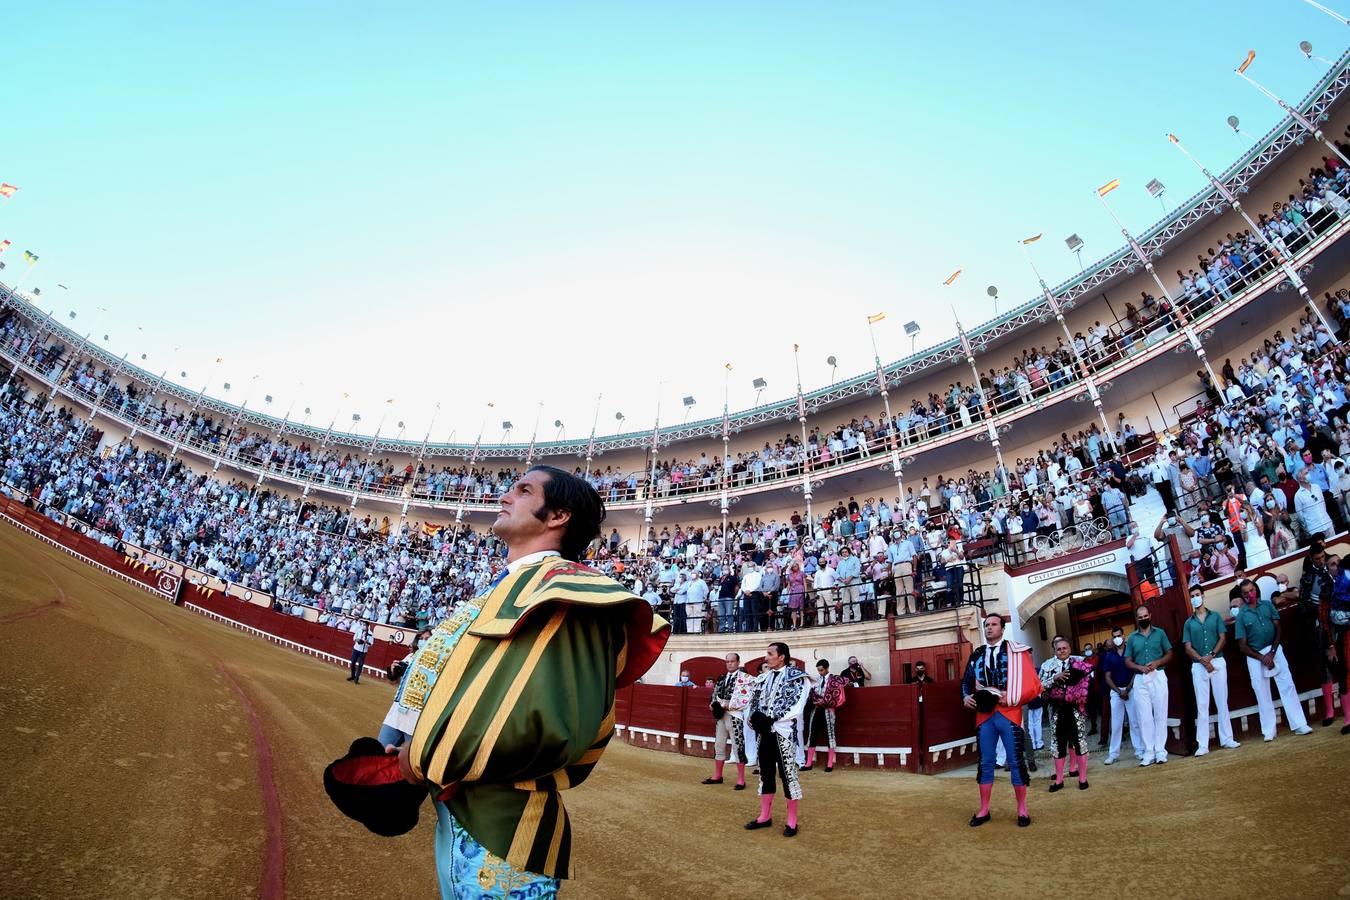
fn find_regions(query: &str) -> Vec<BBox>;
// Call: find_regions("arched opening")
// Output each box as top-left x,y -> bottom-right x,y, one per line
1015,572 -> 1134,659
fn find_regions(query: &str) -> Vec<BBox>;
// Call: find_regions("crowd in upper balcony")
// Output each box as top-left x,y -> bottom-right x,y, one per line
0,144 -> 1349,641
599,305 -> 1350,632
0,294 -> 1348,639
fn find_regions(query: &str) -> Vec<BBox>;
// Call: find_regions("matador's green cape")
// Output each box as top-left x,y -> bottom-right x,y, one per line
408,557 -> 669,879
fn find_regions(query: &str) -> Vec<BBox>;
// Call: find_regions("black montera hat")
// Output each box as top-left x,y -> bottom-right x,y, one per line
323,737 -> 427,837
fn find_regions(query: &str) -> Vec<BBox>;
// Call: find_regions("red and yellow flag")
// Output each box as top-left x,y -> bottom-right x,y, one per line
1021,233 -> 1043,245
0,240 -> 10,254
943,269 -> 962,286
867,312 -> 886,324
0,183 -> 17,198
1238,50 -> 1255,74
1097,179 -> 1121,197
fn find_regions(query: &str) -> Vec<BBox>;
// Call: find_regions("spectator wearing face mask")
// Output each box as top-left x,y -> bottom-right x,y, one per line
1125,604 -> 1174,766
1154,511 -> 1196,560
1193,510 -> 1229,566
1294,466 -> 1334,542
1101,481 -> 1129,539
1182,587 -> 1241,756
1221,483 -> 1255,570
1100,625 -> 1143,765
1234,580 -> 1313,740
841,656 -> 871,688
1264,493 -> 1298,557
1207,544 -> 1239,580
1126,520 -> 1156,584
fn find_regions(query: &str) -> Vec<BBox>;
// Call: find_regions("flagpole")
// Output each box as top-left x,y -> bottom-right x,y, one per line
583,393 -> 602,482
720,363 -> 732,551
1235,50 -> 1350,169
300,393 -> 347,503
353,400 -> 392,500
866,314 -> 906,509
953,314 -> 1011,494
2,300 -> 54,391
404,402 -> 440,518
1094,184 -> 1221,389
455,404 -> 492,534
130,368 -> 169,438
45,330 -> 92,414
87,351 -> 130,425
1300,0 -> 1350,24
524,401 -> 543,467
1018,238 -> 1119,452
247,397 -> 297,507
342,405 -> 391,541
93,350 -> 134,419
640,389 -> 663,557
13,252 -> 39,297
74,349 -> 131,443
792,345 -> 816,533
1166,132 -> 1336,335
213,375 -> 259,472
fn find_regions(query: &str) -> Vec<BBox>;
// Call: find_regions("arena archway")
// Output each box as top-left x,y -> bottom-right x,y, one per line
1013,571 -> 1134,660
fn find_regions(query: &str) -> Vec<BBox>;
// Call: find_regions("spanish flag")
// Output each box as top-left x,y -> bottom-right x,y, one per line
1097,179 -> 1120,198
1238,49 -> 1255,74
0,240 -> 9,254
0,183 -> 17,198
23,250 -> 38,264
725,361 -> 733,370
943,269 -> 962,286
1022,233 -> 1043,245
867,312 -> 886,324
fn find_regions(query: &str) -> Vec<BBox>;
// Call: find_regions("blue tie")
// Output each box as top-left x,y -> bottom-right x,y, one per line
477,566 -> 509,598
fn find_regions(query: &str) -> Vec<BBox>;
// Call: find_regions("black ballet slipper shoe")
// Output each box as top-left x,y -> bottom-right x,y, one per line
969,812 -> 991,827
701,777 -> 723,785
745,818 -> 773,830
1017,814 -> 1031,827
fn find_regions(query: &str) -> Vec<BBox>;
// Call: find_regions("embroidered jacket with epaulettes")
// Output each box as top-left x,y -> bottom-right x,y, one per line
407,557 -> 669,879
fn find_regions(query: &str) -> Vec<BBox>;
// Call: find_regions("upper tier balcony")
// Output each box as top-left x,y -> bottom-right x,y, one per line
5,189 -> 1350,529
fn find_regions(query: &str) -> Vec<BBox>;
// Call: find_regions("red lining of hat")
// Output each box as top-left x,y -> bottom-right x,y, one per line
333,753 -> 404,786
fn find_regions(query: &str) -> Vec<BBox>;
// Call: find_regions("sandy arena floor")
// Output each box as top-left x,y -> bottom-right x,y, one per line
2,521 -> 1349,899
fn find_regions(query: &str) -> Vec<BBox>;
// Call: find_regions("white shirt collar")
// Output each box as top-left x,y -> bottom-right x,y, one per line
506,549 -> 561,574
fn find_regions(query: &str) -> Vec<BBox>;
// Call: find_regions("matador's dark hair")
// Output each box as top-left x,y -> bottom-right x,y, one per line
527,465 -> 606,561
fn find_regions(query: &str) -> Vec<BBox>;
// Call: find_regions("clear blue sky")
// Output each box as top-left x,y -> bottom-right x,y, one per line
2,1 -> 1345,445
